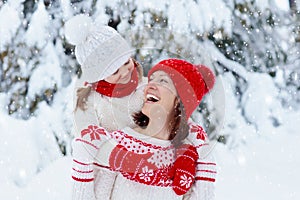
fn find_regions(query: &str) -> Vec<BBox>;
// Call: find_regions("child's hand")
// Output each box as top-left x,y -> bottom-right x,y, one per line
169,144 -> 199,195
72,125 -> 108,164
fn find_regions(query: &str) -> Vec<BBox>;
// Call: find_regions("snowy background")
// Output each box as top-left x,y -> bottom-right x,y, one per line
0,0 -> 300,199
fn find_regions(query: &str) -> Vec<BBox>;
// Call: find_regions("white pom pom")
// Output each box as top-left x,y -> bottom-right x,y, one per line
64,14 -> 93,45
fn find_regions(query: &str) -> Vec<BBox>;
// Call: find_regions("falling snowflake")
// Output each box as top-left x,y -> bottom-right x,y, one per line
139,166 -> 154,182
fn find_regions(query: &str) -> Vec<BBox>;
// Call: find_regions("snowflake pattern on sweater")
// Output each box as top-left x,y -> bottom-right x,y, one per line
107,128 -> 175,187
71,123 -> 217,200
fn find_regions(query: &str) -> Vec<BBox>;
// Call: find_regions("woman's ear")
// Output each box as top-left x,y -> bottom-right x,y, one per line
174,97 -> 180,107
168,97 -> 181,139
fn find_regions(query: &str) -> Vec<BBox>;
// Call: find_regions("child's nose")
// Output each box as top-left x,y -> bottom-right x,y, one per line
126,61 -> 134,71
122,61 -> 133,72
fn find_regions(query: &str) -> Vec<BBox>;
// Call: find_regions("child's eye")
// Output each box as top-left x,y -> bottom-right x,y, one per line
112,69 -> 119,75
123,59 -> 130,65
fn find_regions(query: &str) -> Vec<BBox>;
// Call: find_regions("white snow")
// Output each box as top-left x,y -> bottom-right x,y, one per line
215,111 -> 300,200
60,0 -> 73,20
274,0 -> 290,11
21,156 -> 72,200
0,4 -> 21,51
135,0 -> 168,12
241,73 -> 283,134
168,1 -> 190,33
28,43 -> 62,99
0,110 -> 40,188
25,1 -> 50,48
167,0 -> 232,34
0,78 -> 74,199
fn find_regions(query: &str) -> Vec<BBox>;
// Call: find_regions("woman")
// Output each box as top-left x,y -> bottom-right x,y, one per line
71,59 -> 217,199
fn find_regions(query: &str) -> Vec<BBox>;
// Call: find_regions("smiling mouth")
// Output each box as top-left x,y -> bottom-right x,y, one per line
146,94 -> 160,103
118,73 -> 132,83
122,72 -> 131,80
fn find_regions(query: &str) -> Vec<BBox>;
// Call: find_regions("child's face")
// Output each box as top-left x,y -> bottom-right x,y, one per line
104,58 -> 135,84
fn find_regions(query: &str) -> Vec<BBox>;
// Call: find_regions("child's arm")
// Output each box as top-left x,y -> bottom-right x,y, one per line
72,124 -> 120,200
184,122 -> 217,200
188,145 -> 217,200
93,166 -> 117,199
73,86 -> 99,137
71,126 -> 106,200
73,85 -> 127,199
93,139 -> 119,199
72,86 -> 113,199
170,144 -> 199,195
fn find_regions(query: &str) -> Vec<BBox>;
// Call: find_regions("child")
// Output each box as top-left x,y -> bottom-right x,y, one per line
64,15 -> 145,135
65,15 -> 146,199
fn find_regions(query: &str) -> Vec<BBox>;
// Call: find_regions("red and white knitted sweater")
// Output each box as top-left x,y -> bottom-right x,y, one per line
71,122 -> 217,200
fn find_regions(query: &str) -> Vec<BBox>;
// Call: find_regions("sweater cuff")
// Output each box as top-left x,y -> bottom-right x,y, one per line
195,161 -> 217,182
72,159 -> 94,182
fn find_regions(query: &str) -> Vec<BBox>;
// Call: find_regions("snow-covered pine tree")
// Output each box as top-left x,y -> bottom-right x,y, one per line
0,0 -> 77,156
1,0 -> 299,151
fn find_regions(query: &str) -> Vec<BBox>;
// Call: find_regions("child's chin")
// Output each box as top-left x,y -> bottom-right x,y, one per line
119,77 -> 131,84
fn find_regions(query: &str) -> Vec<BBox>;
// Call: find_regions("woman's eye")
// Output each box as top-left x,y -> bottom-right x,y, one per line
160,79 -> 168,83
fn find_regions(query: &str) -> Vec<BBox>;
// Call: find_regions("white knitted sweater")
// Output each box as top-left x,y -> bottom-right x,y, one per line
72,78 -> 216,199
73,79 -> 145,134
71,125 -> 217,200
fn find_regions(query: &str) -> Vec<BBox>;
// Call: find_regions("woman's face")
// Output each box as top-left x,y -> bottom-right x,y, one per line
142,71 -> 177,119
104,58 -> 135,84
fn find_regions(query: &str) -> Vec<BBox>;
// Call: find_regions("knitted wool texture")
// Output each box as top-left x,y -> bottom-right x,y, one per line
65,15 -> 132,83
170,144 -> 199,195
148,59 -> 215,119
71,124 -> 217,199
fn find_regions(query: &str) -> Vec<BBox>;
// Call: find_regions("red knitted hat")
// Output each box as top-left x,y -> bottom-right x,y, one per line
148,59 -> 215,119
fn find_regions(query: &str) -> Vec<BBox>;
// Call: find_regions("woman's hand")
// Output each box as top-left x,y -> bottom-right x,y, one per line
169,144 -> 199,195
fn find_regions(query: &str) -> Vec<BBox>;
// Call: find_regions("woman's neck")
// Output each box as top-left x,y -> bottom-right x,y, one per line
134,119 -> 170,140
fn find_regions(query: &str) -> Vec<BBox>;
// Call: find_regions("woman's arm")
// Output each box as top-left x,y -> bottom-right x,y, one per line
71,112 -> 112,200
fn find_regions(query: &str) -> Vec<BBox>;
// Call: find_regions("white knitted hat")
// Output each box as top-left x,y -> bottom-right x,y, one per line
64,15 -> 132,83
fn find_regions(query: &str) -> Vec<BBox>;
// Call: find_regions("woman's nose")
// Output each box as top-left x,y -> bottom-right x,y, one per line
146,82 -> 158,90
148,80 -> 156,85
